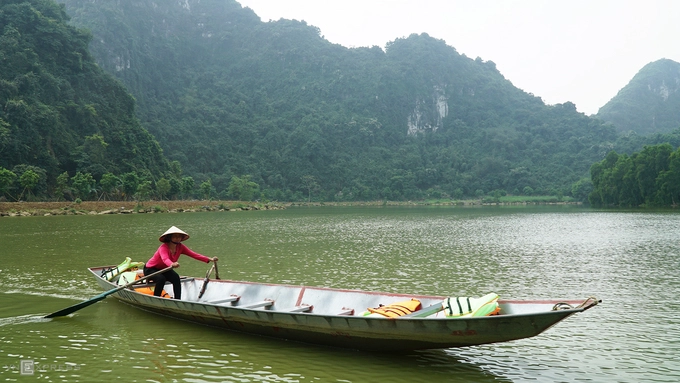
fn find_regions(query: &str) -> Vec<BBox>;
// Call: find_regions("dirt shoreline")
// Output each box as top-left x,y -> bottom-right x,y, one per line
0,200 -> 287,217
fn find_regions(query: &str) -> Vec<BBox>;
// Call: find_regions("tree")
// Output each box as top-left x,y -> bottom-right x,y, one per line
181,176 -> 195,200
100,172 -> 121,200
0,167 -> 17,200
156,177 -> 171,200
301,175 -> 319,202
199,178 -> 213,200
136,180 -> 152,201
71,172 -> 96,200
227,175 -> 259,201
19,169 -> 40,200
121,172 -> 140,201
571,178 -> 593,203
169,177 -> 182,199
56,171 -> 71,201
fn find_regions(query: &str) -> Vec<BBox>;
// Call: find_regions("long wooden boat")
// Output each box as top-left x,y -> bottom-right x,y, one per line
88,265 -> 599,351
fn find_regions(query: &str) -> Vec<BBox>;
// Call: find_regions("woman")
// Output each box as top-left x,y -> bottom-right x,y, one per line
144,226 -> 218,299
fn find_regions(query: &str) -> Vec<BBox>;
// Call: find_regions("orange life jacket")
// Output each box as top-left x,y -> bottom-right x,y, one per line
129,272 -> 171,298
134,286 -> 171,298
367,299 -> 422,318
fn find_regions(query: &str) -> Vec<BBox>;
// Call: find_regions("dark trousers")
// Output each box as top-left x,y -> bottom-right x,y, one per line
144,265 -> 181,299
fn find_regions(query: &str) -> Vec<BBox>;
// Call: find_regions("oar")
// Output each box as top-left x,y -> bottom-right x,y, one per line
213,259 -> 220,280
198,264 -> 215,299
45,266 -> 172,318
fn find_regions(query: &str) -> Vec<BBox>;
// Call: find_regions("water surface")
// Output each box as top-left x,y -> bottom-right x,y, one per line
1,206 -> 678,382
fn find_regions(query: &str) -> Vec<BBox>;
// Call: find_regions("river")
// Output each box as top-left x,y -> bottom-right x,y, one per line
1,205 -> 678,382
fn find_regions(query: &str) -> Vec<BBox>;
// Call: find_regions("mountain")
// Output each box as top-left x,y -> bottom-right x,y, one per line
56,0 -> 623,201
0,0 -> 169,198
597,59 -> 680,135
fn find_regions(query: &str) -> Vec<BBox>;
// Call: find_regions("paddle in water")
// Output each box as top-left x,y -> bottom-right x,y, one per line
45,266 -> 172,318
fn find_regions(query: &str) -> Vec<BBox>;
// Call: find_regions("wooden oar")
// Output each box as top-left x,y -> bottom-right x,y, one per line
45,266 -> 172,318
198,264 -> 215,299
213,259 -> 220,280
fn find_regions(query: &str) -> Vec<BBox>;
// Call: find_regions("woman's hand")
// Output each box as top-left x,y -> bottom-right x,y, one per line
171,262 -> 180,268
211,257 -> 219,262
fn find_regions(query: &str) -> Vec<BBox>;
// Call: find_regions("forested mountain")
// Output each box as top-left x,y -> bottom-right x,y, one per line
0,0 -> 168,200
54,0 -> 624,201
597,59 -> 680,136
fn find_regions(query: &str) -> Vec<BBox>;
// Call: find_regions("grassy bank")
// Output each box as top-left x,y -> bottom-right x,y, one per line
0,200 -> 287,217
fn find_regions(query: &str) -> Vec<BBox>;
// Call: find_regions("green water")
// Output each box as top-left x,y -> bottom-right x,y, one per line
1,206 -> 679,382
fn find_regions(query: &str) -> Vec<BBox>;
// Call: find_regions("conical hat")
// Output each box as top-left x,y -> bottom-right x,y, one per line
159,226 -> 189,242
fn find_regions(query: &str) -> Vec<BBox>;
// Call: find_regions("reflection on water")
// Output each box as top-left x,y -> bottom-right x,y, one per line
1,206 -> 679,382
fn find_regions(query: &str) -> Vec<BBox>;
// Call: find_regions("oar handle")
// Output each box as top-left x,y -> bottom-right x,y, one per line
213,259 -> 220,280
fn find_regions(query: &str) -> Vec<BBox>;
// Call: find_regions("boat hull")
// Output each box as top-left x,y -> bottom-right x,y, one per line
89,267 -> 598,351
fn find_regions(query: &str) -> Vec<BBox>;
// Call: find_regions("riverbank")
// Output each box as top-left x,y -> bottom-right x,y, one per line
0,200 -> 287,217
0,197 -> 583,217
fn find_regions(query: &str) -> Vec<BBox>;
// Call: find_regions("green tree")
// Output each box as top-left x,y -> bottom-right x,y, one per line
227,175 -> 259,201
571,178 -> 593,203
18,169 -> 40,200
0,167 -> 17,200
136,180 -> 152,201
100,172 -> 121,200
301,175 -> 319,202
169,177 -> 182,199
156,177 -> 171,200
71,172 -> 96,200
181,176 -> 195,200
56,171 -> 71,201
199,178 -> 213,200
121,172 -> 140,201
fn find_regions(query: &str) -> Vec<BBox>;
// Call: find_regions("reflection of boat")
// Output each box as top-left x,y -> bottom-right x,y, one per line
88,265 -> 599,351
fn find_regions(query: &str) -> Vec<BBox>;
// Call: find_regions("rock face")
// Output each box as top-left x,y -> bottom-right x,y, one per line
407,85 -> 448,135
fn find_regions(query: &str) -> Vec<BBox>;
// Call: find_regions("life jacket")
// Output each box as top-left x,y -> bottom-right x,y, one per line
134,286 -> 171,298
367,299 -> 422,318
442,293 -> 500,317
118,271 -> 171,298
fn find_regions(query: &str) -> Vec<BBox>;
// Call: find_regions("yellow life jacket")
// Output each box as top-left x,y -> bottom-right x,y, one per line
367,299 -> 422,318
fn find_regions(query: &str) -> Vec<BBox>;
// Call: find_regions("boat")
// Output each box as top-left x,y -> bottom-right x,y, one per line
87,263 -> 600,351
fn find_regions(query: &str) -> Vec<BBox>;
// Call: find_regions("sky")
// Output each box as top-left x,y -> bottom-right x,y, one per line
236,0 -> 680,116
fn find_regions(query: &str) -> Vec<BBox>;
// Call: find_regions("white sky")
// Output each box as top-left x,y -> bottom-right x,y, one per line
237,0 -> 680,116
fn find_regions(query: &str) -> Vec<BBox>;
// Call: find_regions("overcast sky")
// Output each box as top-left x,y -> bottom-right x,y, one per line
237,0 -> 680,116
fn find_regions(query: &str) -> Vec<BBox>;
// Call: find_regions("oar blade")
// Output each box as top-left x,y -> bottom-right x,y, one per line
44,292 -> 109,318
44,266 -> 172,319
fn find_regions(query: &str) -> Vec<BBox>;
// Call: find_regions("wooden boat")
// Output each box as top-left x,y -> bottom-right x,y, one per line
88,265 -> 600,351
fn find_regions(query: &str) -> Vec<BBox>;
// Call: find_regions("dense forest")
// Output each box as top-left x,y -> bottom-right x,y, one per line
590,143 -> 680,207
2,0 -> 680,205
0,0 -> 169,201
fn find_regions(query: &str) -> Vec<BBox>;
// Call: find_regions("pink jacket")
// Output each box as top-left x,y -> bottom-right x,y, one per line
146,242 -> 210,269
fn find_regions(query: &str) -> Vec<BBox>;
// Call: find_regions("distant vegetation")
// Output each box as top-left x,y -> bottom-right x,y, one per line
1,0 -> 680,206
589,143 -> 680,207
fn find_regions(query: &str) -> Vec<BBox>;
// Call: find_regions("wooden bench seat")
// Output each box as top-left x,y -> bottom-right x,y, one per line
208,295 -> 241,305
281,305 -> 312,313
238,300 -> 274,309
337,308 -> 354,316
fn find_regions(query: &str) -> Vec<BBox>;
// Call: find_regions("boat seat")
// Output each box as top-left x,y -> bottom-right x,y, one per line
337,308 -> 354,316
282,305 -> 312,313
239,300 -> 274,309
209,295 -> 241,305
